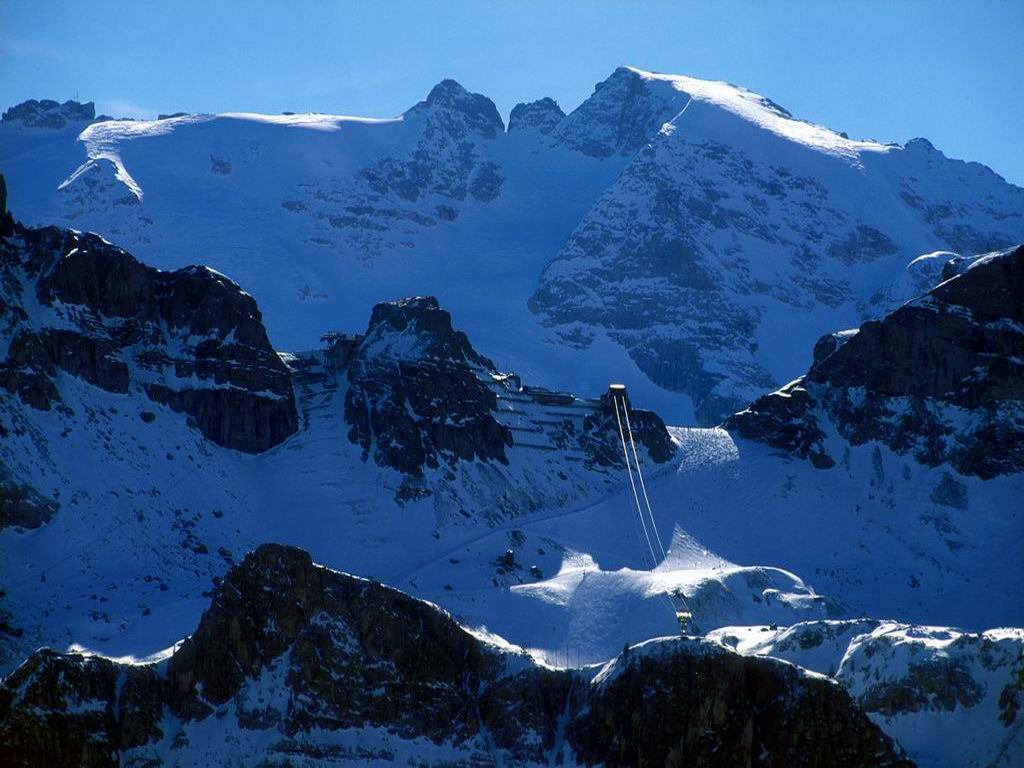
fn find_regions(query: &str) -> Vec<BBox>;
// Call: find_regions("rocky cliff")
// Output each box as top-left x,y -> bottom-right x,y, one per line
1,99 -> 96,129
711,620 -> 1024,768
0,543 -> 912,768
343,296 -> 513,480
338,295 -> 675,509
0,175 -> 298,463
727,245 -> 1024,478
507,97 -> 565,135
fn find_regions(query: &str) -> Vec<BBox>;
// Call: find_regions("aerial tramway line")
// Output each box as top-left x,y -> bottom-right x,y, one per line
607,384 -> 693,634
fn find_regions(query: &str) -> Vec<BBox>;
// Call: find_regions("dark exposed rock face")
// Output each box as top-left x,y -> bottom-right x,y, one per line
0,544 -> 913,767
0,178 -> 298,454
1,99 -> 96,129
552,66 -> 688,157
341,296 -> 676,494
0,173 -> 9,234
727,246 -> 1024,477
406,79 -> 505,140
508,97 -> 565,135
570,640 -> 912,768
0,476 -> 59,530
344,296 -> 512,478
0,650 -> 162,768
564,389 -> 676,469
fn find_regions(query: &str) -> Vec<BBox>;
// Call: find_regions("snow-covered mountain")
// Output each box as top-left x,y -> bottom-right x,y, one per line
0,544 -> 910,767
530,67 -> 1024,422
2,64 -> 1023,766
2,67 -> 1022,423
1,176 -> 1022,765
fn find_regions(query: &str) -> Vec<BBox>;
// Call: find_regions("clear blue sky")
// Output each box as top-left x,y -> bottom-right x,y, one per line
2,1 -> 1022,184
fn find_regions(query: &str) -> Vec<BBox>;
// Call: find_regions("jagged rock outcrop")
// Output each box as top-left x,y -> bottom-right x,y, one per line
508,97 -> 565,135
555,387 -> 676,469
711,620 -> 1024,768
406,79 -> 505,140
279,78 -> 506,261
344,296 -> 513,480
360,79 -> 505,204
727,246 -> 1024,478
0,176 -> 298,454
340,296 -> 676,499
0,543 -> 913,767
1,99 -> 96,129
0,476 -> 58,530
551,66 -> 689,157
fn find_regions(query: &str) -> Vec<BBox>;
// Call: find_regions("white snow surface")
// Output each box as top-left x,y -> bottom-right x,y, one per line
2,68 -> 1024,766
3,67 -> 1022,423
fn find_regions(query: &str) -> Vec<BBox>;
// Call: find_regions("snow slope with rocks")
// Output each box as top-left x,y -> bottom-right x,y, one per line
2,67 -> 1023,423
1,545 -> 911,768
1,189 -> 1022,765
709,621 -> 1024,768
1,65 -> 1023,766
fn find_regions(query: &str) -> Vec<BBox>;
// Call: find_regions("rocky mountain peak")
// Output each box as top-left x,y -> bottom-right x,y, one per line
406,78 -> 505,139
904,137 -> 937,153
727,245 -> 1024,477
0,189 -> 298,455
362,295 -> 496,369
508,97 -> 565,135
1,98 -> 96,129
552,65 -> 689,157
343,296 -> 510,485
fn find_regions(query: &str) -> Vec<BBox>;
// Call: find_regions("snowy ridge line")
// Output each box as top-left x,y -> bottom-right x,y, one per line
622,66 -> 891,159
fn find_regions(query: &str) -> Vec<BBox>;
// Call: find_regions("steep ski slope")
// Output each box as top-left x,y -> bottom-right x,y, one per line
3,68 -> 1022,423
